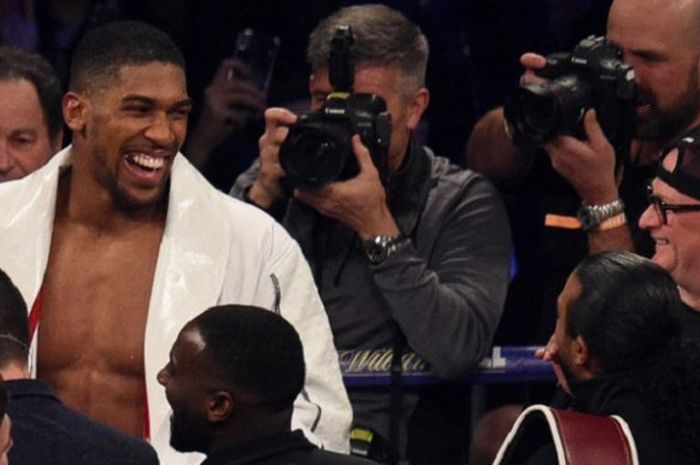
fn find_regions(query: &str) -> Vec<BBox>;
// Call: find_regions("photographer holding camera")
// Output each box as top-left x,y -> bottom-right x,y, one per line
231,4 -> 512,464
469,0 -> 700,254
465,0 -> 700,462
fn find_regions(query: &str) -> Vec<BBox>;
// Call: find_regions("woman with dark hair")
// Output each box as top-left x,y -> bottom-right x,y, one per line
543,251 -> 700,465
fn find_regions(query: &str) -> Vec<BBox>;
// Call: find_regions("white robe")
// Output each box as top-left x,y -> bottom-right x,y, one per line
0,146 -> 352,464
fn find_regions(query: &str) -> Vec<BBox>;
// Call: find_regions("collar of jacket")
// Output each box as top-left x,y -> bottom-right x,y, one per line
384,139 -> 433,238
568,371 -> 642,415
6,378 -> 58,401
201,430 -> 315,465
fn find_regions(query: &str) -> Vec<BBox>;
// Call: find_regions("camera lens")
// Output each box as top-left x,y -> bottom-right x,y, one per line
520,90 -> 557,134
279,125 -> 352,188
505,75 -> 592,148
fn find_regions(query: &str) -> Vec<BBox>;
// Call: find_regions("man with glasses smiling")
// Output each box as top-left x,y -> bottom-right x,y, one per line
646,184 -> 700,225
640,129 -> 700,340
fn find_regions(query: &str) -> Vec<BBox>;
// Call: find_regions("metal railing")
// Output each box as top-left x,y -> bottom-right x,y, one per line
340,346 -> 555,386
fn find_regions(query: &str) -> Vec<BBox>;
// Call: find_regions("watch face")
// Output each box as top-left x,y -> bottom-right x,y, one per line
366,242 -> 387,264
364,234 -> 407,265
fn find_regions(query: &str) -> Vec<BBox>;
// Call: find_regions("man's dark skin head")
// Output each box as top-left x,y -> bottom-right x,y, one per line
157,305 -> 305,455
63,20 -> 193,216
35,21 -> 193,438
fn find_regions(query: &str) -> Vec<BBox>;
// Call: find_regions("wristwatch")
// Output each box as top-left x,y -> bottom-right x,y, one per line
577,199 -> 625,232
363,234 -> 410,265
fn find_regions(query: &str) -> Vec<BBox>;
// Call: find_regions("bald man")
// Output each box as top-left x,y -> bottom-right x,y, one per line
469,0 -> 700,252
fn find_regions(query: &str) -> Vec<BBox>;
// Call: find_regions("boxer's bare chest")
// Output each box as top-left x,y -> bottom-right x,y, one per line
37,218 -> 164,435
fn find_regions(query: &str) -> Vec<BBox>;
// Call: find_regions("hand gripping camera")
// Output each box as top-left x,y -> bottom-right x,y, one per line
504,35 -> 636,162
279,26 -> 392,189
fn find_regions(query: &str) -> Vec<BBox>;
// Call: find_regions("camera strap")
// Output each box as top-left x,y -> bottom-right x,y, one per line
349,331 -> 406,464
388,330 -> 407,465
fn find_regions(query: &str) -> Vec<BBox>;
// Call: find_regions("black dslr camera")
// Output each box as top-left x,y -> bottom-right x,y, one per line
279,26 -> 392,189
504,35 -> 636,161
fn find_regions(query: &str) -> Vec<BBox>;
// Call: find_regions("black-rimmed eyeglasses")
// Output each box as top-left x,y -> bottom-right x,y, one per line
646,183 -> 700,224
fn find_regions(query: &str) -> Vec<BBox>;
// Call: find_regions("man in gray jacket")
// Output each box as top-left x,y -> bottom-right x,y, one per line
231,5 -> 512,464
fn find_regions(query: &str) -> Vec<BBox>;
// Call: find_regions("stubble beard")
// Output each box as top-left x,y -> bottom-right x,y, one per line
554,347 -> 580,393
636,65 -> 700,142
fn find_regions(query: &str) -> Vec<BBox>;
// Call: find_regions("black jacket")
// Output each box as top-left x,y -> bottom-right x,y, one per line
7,379 -> 159,465
529,375 -> 694,465
202,430 -> 375,465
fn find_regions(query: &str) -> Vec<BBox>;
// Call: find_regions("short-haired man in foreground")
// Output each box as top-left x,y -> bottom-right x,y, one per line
537,251 -> 700,465
0,21 -> 350,464
159,304 -> 376,465
0,267 -> 159,464
0,46 -> 62,181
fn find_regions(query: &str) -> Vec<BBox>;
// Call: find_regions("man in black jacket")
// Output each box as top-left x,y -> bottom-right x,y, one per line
0,268 -> 159,465
157,304 -> 375,465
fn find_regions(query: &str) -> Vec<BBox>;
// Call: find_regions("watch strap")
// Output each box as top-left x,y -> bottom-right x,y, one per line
594,212 -> 628,232
363,234 -> 409,265
577,198 -> 625,232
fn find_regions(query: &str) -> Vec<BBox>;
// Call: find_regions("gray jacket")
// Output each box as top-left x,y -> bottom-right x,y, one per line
231,142 -> 511,460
